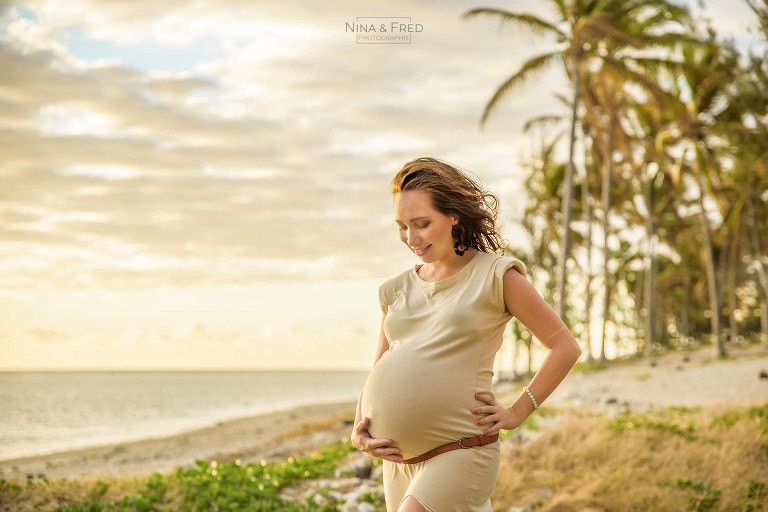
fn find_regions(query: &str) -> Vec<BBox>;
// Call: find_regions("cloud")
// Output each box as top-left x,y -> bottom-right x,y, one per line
1,0 -> 759,369
7,0 -> 751,297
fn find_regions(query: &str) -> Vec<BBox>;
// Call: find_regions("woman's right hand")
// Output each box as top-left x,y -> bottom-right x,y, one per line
350,417 -> 404,463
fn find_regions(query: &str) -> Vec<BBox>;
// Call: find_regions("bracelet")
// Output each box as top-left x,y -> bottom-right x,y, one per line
523,386 -> 539,410
543,325 -> 566,343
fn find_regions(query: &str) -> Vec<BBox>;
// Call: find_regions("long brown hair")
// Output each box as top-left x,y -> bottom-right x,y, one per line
389,157 -> 509,255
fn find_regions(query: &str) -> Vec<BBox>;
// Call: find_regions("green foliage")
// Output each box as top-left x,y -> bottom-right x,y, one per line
710,402 -> 768,434
500,415 -> 538,440
571,361 -> 608,374
609,412 -> 700,441
659,477 -> 722,511
709,410 -> 742,428
500,405 -> 559,440
56,474 -> 169,512
173,439 -> 356,511
738,480 -> 767,511
0,478 -> 23,493
357,489 -> 384,507
51,440 -> 360,512
667,406 -> 701,414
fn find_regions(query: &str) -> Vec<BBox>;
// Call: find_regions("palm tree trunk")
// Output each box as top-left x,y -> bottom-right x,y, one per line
727,239 -> 739,341
747,198 -> 768,346
600,116 -> 613,363
511,323 -> 520,379
682,268 -> 690,337
526,337 -> 533,377
693,153 -> 725,357
556,69 -> 579,320
718,235 -> 728,342
582,139 -> 594,363
644,162 -> 654,356
635,262 -> 644,350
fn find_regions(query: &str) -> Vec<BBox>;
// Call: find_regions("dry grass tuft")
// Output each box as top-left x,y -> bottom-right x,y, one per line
0,474 -> 159,511
492,401 -> 768,512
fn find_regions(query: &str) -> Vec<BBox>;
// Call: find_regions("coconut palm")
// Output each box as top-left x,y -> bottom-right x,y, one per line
744,0 -> 768,346
656,37 -> 748,357
462,0 -> 698,328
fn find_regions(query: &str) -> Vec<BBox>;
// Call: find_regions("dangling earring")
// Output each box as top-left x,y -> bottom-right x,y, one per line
452,222 -> 467,256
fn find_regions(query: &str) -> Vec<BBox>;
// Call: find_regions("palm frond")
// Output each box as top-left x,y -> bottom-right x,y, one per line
600,54 -> 671,107
553,91 -> 572,108
461,8 -> 569,41
479,50 -> 563,127
523,113 -> 567,133
579,16 -> 643,48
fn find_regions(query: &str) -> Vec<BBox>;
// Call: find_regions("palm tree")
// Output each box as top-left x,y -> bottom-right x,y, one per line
579,126 -> 597,362
462,0 -> 697,329
461,3 -> 576,320
744,0 -> 768,346
618,74 -> 688,354
718,51 -> 768,345
659,38 -> 754,357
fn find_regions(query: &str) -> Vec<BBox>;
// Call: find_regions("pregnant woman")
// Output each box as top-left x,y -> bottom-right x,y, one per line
350,157 -> 582,512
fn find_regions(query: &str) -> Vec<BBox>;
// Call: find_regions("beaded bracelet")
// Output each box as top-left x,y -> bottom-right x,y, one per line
523,386 -> 539,410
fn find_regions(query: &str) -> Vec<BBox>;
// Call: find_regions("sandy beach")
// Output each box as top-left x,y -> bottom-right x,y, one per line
546,341 -> 768,410
0,401 -> 360,481
2,342 -> 767,483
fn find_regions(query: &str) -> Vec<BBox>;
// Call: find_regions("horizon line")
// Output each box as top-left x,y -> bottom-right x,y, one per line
0,367 -> 370,372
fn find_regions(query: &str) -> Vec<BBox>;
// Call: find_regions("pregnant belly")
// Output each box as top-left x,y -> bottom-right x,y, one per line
360,348 -> 487,459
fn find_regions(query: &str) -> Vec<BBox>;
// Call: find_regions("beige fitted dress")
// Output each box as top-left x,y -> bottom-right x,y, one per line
360,250 -> 527,512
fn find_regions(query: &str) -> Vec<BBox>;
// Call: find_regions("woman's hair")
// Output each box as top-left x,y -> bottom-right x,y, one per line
389,156 -> 509,255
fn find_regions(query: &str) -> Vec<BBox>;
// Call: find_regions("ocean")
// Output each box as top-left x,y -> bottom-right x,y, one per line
0,370 -> 369,461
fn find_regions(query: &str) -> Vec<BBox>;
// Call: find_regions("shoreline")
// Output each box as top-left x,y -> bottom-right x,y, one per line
0,398 -> 362,463
0,381 -> 520,482
2,343 -> 766,483
0,400 -> 359,481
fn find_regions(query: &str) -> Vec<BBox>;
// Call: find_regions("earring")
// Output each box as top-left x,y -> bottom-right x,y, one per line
452,222 -> 467,256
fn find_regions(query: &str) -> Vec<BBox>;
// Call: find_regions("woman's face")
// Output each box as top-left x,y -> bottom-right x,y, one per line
394,189 -> 458,261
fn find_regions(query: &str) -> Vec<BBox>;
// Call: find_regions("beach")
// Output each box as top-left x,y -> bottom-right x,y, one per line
0,401 -> 360,481
2,342 -> 767,484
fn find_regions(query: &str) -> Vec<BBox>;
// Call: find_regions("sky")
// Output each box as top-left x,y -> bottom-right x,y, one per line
0,0 -> 761,370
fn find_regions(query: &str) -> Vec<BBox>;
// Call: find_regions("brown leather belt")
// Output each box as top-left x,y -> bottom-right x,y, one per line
398,433 -> 499,464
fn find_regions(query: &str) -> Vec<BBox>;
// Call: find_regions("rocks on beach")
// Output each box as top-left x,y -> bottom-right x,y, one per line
276,451 -> 383,511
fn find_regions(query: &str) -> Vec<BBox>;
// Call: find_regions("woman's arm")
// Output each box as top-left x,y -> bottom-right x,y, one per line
503,267 -> 582,419
473,267 -> 582,434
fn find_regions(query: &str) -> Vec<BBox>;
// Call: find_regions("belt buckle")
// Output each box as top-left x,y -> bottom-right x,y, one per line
458,436 -> 476,449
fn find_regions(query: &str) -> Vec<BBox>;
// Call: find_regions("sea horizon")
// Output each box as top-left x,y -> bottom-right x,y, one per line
0,367 -> 370,372
0,369 -> 370,461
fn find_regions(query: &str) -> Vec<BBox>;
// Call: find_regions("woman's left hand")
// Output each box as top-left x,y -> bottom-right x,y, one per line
471,393 -> 526,435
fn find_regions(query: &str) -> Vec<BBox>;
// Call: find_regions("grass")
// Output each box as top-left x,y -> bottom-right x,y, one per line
571,360 -> 609,374
1,440 -> 360,511
4,402 -> 766,511
491,401 -> 768,511
498,404 -> 559,441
